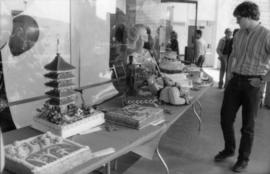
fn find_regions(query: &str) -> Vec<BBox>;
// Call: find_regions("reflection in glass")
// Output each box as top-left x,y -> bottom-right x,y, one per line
109,0 -> 198,75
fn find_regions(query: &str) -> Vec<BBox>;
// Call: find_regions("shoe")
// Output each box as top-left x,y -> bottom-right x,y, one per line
214,150 -> 234,162
232,160 -> 248,172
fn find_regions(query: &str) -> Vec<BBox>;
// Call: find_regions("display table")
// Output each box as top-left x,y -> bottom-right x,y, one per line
3,86 -> 211,174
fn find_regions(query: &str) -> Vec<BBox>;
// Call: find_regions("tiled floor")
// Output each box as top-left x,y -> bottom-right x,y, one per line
112,68 -> 270,174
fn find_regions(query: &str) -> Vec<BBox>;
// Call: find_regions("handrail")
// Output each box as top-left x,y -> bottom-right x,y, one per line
3,76 -> 126,108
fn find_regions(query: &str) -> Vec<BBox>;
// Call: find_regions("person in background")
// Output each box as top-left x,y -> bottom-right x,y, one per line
216,28 -> 233,89
109,24 -> 127,66
194,29 -> 207,68
214,1 -> 270,172
167,30 -> 179,56
224,28 -> 239,88
144,26 -> 154,55
153,26 -> 162,63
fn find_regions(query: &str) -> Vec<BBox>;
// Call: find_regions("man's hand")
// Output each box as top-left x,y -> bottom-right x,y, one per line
226,72 -> 233,82
218,54 -> 224,60
249,78 -> 264,88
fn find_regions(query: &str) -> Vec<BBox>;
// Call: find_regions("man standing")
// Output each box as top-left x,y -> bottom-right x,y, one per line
194,29 -> 207,68
168,30 -> 179,56
216,28 -> 232,89
214,1 -> 270,172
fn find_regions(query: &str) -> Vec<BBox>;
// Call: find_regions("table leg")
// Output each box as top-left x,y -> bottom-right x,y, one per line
106,162 -> 111,174
192,100 -> 202,132
113,159 -> 118,171
156,147 -> 169,174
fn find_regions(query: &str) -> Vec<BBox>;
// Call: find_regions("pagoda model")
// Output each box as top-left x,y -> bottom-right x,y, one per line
44,53 -> 76,114
32,52 -> 105,138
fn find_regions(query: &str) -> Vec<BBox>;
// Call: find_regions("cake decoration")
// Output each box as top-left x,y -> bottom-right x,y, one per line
44,71 -> 75,80
44,53 -> 75,71
32,53 -> 105,138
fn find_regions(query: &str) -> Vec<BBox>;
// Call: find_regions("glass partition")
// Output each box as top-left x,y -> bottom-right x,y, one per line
109,0 -> 198,64
109,0 -> 198,91
0,0 -> 197,127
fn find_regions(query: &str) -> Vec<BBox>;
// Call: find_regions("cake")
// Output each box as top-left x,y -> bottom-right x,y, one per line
105,104 -> 164,129
32,53 -> 104,138
32,106 -> 105,138
5,132 -> 92,174
159,86 -> 190,105
159,51 -> 185,73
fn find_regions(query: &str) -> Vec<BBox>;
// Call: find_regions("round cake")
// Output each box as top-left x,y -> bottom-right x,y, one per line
159,51 -> 185,73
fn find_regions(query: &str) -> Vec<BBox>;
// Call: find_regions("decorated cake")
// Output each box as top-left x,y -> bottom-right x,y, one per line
32,106 -> 104,138
32,53 -> 104,138
159,86 -> 191,105
105,104 -> 164,129
159,51 -> 185,73
5,132 -> 92,174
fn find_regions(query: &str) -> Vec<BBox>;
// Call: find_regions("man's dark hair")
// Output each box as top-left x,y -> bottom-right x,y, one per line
233,1 -> 260,21
196,29 -> 202,36
115,24 -> 126,43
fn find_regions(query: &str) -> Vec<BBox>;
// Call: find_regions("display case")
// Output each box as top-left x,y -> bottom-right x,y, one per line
0,0 -> 198,127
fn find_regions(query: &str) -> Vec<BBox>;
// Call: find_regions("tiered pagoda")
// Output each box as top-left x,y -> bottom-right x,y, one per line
44,53 -> 76,113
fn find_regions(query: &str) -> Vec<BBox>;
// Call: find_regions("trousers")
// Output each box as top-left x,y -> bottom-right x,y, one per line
220,74 -> 261,161
218,55 -> 228,88
195,55 -> 205,68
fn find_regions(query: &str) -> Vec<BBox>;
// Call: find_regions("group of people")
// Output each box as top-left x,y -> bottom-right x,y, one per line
192,3 -> 270,172
217,28 -> 239,89
126,1 -> 270,173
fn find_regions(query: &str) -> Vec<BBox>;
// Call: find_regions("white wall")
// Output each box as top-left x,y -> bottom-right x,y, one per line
188,0 -> 217,21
